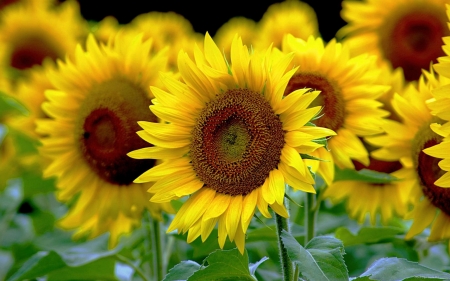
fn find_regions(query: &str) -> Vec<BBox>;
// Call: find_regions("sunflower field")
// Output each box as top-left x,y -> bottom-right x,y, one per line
2,0 -> 450,280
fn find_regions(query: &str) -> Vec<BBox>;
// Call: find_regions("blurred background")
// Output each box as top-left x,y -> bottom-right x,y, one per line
77,0 -> 346,42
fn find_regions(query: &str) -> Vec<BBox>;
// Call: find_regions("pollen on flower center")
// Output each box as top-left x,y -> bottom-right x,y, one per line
215,119 -> 250,163
412,121 -> 449,215
11,37 -> 60,70
285,72 -> 345,132
380,7 -> 448,81
77,78 -> 157,186
190,89 -> 285,196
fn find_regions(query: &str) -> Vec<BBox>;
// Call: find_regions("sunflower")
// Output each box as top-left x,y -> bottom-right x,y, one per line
6,60 -> 54,139
424,19 -> 450,188
89,16 -> 121,45
254,0 -> 318,50
214,17 -> 258,59
36,32 -> 174,248
338,0 -> 450,81
128,33 -> 336,254
281,34 -> 389,186
127,11 -> 203,69
0,0 -> 87,88
323,58 -> 412,224
366,70 -> 450,243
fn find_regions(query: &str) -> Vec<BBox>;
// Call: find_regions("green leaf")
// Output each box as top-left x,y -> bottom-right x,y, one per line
335,226 -> 404,246
0,93 -> 28,118
7,251 -> 66,281
7,241 -> 120,281
353,257 -> 450,281
47,258 -> 117,281
163,260 -> 201,281
281,231 -> 348,281
249,256 -> 269,276
187,248 -> 256,281
334,166 -> 399,184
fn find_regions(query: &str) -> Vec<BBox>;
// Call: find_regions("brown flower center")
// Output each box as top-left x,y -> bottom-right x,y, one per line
11,37 -> 61,70
379,5 -> 448,81
190,89 -> 285,196
412,121 -> 449,215
77,78 -> 157,186
285,72 -> 345,132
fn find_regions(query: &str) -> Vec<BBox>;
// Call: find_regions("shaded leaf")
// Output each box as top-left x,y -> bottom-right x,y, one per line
281,231 -> 348,281
335,226 -> 404,246
188,248 -> 256,281
352,257 -> 450,281
7,242 -> 120,281
0,93 -> 28,118
163,260 -> 201,281
334,167 -> 398,184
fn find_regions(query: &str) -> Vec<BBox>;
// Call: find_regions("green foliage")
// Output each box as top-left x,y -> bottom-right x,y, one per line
164,248 -> 267,281
7,248 -> 119,281
281,231 -> 349,281
0,93 -> 28,119
335,226 -> 405,246
353,257 -> 450,281
163,260 -> 201,281
334,166 -> 399,184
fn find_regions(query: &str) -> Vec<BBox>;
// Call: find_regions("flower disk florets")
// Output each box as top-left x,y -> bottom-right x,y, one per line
191,88 -> 285,196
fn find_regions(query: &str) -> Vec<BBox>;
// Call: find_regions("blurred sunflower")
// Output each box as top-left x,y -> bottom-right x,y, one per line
7,61 -> 54,139
366,71 -> 450,243
127,11 -> 203,69
254,0 -> 318,50
36,32 -> 174,248
337,0 -> 450,81
214,17 -> 257,59
282,34 -> 389,186
128,33 -> 336,254
0,0 -> 88,88
90,16 -> 121,45
324,62 -> 411,224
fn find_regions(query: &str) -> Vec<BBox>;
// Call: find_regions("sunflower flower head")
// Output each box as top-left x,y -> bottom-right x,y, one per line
365,70 -> 450,245
338,0 -> 450,81
126,11 -> 203,70
37,31 -> 174,248
0,0 -> 88,87
214,17 -> 258,60
128,33 -> 336,254
254,0 -> 318,50
281,34 -> 389,186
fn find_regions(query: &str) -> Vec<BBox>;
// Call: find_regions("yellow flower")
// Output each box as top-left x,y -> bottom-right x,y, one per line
36,32 -> 174,248
214,17 -> 257,59
255,0 -> 318,50
324,159 -> 409,225
90,16 -> 121,45
423,18 -> 450,188
0,0 -> 88,87
338,0 -> 450,81
366,71 -> 450,244
128,33 -> 336,254
127,11 -> 203,69
6,61 -> 54,139
282,34 -> 389,186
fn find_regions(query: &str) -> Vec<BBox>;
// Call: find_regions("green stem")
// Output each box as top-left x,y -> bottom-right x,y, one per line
304,192 -> 317,245
151,218 -> 164,281
293,264 -> 300,281
115,254 -> 150,281
275,200 -> 294,281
